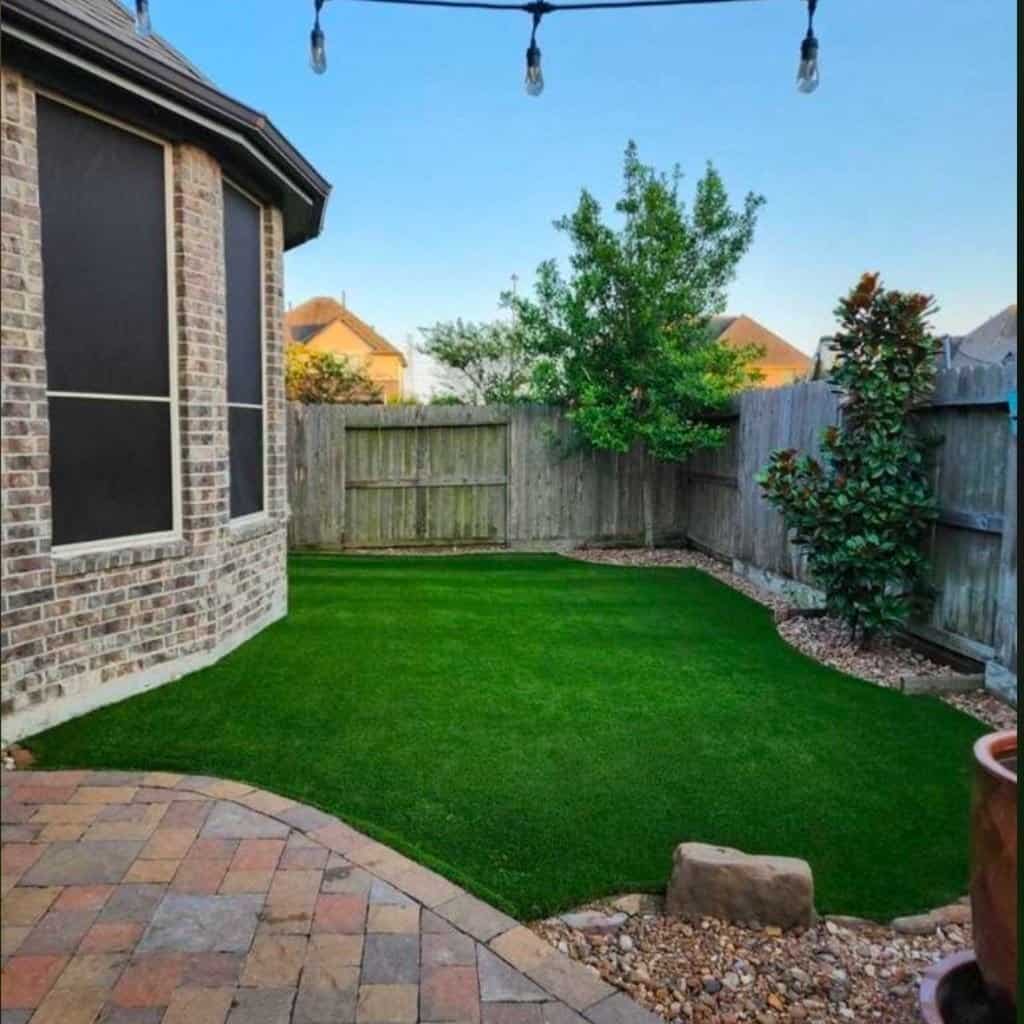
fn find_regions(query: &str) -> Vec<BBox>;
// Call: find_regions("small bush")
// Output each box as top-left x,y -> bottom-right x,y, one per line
285,344 -> 382,404
757,273 -> 941,644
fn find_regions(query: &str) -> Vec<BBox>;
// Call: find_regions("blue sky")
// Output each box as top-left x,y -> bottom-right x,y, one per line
148,1 -> 1016,394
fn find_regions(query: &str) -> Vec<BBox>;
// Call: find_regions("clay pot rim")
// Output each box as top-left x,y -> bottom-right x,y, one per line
973,729 -> 1017,785
918,950 -> 977,1024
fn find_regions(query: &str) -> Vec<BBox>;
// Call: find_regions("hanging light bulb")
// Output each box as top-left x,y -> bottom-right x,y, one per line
134,0 -> 152,38
524,12 -> 544,97
310,0 -> 328,74
796,0 -> 819,93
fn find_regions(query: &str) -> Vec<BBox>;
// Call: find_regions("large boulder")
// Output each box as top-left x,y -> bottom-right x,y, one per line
666,842 -> 815,929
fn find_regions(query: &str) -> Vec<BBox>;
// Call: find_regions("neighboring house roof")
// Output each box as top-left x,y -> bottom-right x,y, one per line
286,297 -> 408,366
47,0 -> 212,82
708,315 -> 812,373
1,0 -> 331,248
946,305 -> 1017,368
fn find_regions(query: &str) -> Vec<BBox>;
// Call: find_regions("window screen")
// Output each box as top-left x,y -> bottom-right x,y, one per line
37,97 -> 176,548
224,182 -> 265,518
37,96 -> 169,397
49,398 -> 173,546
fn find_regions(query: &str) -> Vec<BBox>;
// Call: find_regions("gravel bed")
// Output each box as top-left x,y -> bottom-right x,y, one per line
532,901 -> 971,1023
567,547 -> 1017,733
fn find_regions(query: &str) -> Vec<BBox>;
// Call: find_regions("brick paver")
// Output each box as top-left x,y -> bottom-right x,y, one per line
0,771 -> 660,1024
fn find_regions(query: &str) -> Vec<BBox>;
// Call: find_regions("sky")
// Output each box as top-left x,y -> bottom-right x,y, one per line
146,1 -> 1016,397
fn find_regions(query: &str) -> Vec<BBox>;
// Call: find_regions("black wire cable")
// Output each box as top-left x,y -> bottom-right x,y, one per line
343,0 -> 761,11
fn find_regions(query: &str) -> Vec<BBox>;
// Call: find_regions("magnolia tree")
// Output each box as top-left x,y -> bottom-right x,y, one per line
285,344 -> 382,404
757,273 -> 941,644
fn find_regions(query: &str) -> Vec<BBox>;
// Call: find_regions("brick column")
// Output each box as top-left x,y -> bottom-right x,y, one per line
263,206 -> 287,521
1,70 -> 55,717
172,144 -> 229,653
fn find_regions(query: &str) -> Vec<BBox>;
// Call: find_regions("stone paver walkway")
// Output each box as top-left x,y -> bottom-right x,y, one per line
1,771 -> 657,1024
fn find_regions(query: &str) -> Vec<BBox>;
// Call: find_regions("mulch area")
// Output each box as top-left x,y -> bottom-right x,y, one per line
567,547 -> 1016,733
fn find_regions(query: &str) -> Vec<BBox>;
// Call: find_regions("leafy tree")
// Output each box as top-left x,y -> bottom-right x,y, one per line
285,344 -> 382,404
511,141 -> 765,465
757,273 -> 941,645
419,318 -> 535,405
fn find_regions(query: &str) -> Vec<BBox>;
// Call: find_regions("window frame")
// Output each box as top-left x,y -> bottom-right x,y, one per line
223,177 -> 269,526
40,91 -> 182,557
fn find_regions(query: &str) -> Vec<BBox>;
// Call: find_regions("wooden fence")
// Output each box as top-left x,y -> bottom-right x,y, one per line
679,365 -> 1017,699
287,403 -> 688,552
287,364 -> 1017,699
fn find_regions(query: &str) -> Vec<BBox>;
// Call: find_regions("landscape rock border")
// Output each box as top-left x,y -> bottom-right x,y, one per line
532,892 -> 974,1024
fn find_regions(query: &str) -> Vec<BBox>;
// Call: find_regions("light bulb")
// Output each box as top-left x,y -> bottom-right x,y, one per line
310,24 -> 327,75
525,44 -> 543,97
796,33 -> 819,93
134,0 -> 152,38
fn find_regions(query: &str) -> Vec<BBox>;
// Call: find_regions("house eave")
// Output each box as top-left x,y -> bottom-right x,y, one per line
0,0 -> 331,250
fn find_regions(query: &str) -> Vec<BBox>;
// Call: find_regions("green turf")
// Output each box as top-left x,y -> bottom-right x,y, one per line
27,554 -> 985,920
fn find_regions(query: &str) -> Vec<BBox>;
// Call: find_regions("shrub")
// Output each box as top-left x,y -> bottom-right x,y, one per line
285,344 -> 382,404
757,273 -> 941,644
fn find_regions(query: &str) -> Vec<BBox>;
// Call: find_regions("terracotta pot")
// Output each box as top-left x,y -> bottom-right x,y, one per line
970,729 -> 1017,1013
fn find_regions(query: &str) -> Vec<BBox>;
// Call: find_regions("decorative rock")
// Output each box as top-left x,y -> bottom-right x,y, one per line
665,843 -> 815,930
890,902 -> 970,935
559,911 -> 628,934
612,894 -> 664,916
617,934 -> 634,953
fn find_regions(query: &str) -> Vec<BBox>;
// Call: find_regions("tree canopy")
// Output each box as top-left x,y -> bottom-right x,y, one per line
419,317 -> 535,405
510,141 -> 765,461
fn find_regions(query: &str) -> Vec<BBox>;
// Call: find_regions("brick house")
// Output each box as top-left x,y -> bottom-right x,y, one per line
0,0 -> 331,742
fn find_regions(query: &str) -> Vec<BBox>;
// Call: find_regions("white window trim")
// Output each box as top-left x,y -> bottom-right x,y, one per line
224,178 -> 269,525
40,92 -> 182,558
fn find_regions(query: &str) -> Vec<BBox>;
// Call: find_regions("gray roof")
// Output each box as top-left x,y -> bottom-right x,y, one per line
948,305 -> 1017,368
46,0 -> 212,83
289,324 -> 327,344
707,316 -> 737,339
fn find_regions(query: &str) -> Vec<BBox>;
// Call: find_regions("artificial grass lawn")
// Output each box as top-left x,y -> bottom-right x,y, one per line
29,554 -> 986,921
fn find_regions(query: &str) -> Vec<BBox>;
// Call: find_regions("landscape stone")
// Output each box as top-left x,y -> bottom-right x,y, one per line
558,912 -> 628,935
665,842 -> 814,930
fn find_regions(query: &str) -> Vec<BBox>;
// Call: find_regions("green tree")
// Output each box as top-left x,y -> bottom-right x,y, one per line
757,273 -> 941,645
513,142 -> 764,460
285,344 -> 382,404
509,141 -> 764,542
419,318 -> 535,405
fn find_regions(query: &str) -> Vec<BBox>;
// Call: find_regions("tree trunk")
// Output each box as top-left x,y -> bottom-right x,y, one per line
642,452 -> 655,550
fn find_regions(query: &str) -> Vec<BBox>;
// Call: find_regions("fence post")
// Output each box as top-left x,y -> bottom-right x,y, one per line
988,374 -> 1018,703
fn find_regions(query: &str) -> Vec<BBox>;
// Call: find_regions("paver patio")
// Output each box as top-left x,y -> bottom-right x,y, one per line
0,771 -> 657,1024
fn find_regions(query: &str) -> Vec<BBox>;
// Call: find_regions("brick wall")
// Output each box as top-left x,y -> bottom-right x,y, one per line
0,68 -> 289,743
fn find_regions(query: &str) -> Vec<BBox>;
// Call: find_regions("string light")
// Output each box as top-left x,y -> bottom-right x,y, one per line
796,0 -> 819,93
133,0 -> 151,38
525,10 -> 544,96
130,1 -> 824,99
311,0 -> 328,74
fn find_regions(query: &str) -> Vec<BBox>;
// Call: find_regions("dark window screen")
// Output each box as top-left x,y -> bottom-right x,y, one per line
37,96 -> 169,396
229,407 -> 264,518
224,184 -> 263,405
48,397 -> 173,546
